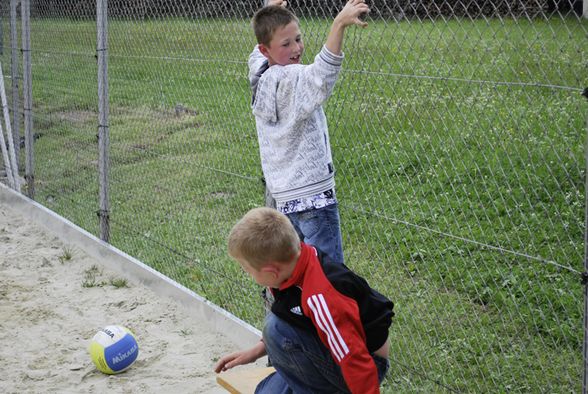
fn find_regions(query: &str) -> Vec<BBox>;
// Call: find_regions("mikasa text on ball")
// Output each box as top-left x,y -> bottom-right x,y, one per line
89,325 -> 139,374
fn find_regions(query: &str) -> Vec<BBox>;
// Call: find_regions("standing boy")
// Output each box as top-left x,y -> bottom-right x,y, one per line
248,0 -> 370,264
215,207 -> 394,393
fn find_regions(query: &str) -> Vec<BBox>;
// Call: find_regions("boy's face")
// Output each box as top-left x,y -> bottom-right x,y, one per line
260,21 -> 304,66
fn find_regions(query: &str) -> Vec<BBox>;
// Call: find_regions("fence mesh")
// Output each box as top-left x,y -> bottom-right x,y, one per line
1,0 -> 587,392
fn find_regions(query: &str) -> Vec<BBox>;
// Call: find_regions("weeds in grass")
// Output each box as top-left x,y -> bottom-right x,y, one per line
109,277 -> 128,288
82,265 -> 106,288
58,247 -> 74,264
178,329 -> 192,337
81,265 -> 129,288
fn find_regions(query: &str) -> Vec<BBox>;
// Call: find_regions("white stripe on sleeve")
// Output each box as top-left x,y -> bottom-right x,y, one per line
307,294 -> 349,362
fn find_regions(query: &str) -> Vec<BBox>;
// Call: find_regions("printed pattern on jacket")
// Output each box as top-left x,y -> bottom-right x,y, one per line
248,46 -> 344,204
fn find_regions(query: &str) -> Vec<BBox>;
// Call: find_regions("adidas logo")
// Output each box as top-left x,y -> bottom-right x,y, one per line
290,306 -> 303,315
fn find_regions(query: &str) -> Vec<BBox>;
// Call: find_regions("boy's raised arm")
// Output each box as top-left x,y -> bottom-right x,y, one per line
325,0 -> 369,55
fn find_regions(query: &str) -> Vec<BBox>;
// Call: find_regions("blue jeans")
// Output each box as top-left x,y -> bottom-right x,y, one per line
255,313 -> 389,394
286,203 -> 344,265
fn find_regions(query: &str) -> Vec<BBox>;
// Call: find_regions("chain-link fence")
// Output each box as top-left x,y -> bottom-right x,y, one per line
1,0 -> 587,392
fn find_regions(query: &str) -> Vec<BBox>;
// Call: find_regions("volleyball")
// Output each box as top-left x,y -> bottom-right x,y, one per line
88,325 -> 139,374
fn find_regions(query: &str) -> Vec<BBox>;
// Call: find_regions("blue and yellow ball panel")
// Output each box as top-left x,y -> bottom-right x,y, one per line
89,325 -> 139,374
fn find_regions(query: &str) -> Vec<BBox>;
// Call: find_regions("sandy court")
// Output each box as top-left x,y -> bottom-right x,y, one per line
0,201 -> 254,393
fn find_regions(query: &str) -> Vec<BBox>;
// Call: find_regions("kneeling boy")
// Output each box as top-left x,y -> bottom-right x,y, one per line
214,207 -> 394,393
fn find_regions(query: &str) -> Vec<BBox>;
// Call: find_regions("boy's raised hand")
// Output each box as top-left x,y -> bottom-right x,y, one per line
265,0 -> 287,7
325,0 -> 370,54
335,0 -> 370,28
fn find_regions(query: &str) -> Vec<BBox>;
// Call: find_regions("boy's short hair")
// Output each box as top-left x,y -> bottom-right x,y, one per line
228,207 -> 301,269
252,5 -> 299,46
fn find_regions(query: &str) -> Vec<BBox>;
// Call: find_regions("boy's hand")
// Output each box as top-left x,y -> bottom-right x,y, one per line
213,341 -> 267,373
325,0 -> 369,54
334,0 -> 370,28
265,0 -> 287,7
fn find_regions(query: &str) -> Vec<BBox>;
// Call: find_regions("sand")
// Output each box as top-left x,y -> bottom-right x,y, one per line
0,202 -> 244,393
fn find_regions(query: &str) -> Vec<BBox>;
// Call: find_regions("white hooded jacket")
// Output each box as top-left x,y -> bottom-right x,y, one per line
249,45 -> 344,204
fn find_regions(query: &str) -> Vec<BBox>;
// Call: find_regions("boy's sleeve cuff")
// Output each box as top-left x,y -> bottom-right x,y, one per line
319,46 -> 345,67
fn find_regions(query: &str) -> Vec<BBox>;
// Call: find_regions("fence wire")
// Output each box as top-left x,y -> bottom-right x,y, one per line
1,0 -> 587,392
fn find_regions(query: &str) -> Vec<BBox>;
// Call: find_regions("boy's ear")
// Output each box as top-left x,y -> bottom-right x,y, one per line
258,43 -> 271,59
260,263 -> 280,278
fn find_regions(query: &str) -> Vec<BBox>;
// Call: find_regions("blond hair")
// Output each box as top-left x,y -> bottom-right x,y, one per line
252,5 -> 299,46
228,207 -> 300,269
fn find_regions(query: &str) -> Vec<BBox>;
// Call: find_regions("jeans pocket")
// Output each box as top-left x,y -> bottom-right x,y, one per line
294,210 -> 321,239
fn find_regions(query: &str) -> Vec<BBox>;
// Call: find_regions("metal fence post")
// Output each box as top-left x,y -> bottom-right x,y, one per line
10,0 -> 19,169
21,0 -> 33,199
97,0 -> 110,242
0,62 -> 19,191
0,100 -> 15,189
0,3 -> 3,56
584,89 -> 588,394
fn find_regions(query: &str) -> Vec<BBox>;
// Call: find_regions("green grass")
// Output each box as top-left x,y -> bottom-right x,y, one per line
5,15 -> 586,392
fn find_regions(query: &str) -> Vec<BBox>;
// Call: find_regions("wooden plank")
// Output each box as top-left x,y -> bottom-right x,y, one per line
216,367 -> 276,394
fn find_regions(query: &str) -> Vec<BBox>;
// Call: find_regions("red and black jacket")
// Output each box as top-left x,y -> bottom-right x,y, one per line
270,243 -> 394,393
